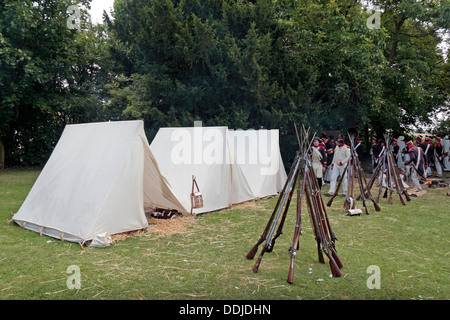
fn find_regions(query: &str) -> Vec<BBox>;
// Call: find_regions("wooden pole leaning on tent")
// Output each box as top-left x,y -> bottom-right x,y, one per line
247,125 -> 343,284
190,175 -> 203,215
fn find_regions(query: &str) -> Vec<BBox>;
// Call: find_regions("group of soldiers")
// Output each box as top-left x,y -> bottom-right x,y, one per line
308,132 -> 353,196
308,132 -> 448,196
370,135 -> 447,191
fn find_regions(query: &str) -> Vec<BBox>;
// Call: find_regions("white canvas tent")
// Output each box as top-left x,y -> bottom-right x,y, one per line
150,126 -> 287,214
13,121 -> 188,244
150,126 -> 252,214
228,129 -> 287,198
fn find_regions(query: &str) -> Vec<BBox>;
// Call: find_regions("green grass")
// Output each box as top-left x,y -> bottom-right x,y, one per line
0,168 -> 448,300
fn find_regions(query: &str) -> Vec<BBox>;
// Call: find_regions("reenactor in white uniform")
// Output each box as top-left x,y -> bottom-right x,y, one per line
325,138 -> 350,197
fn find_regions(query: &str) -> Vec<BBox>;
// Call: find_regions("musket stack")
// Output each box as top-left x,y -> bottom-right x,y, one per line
246,125 -> 343,284
326,128 -> 381,215
369,133 -> 411,206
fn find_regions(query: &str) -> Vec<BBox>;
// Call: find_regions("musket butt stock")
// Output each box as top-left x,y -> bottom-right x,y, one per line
245,245 -> 258,260
326,198 -> 334,207
399,196 -> 406,205
373,201 -> 381,211
252,256 -> 263,273
287,270 -> 294,284
330,260 -> 342,277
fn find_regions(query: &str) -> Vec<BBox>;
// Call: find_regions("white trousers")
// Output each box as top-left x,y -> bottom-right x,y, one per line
324,166 -> 332,182
399,174 -> 409,188
312,163 -> 323,179
328,164 -> 348,195
434,156 -> 442,177
411,168 -> 422,190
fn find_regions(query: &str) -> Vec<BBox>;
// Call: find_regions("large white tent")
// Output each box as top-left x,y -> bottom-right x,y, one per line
150,126 -> 252,214
13,121 -> 188,243
150,126 -> 287,214
228,129 -> 287,198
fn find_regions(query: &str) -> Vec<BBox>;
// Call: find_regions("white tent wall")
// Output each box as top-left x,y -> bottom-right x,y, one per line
150,126 -> 287,214
88,133 -> 148,239
13,121 -> 186,243
150,126 -> 254,214
228,129 -> 287,198
226,131 -> 257,205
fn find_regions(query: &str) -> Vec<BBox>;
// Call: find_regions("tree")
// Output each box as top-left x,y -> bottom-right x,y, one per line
2,0 -> 447,168
0,0 -> 110,167
104,0 -> 317,143
277,0 -> 448,148
369,0 -> 449,136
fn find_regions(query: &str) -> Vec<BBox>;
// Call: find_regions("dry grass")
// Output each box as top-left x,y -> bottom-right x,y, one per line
111,214 -> 197,243
146,214 -> 197,238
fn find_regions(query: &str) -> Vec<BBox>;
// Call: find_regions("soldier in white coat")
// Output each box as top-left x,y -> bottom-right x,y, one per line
325,138 -> 351,197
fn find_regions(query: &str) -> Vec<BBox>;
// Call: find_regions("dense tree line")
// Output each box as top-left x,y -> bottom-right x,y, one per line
0,0 -> 448,168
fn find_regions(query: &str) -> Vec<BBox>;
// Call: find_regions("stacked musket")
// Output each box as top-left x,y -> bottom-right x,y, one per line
326,128 -> 381,215
369,133 -> 411,205
246,125 -> 343,284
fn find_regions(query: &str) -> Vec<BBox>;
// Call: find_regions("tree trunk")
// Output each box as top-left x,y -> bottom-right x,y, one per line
388,17 -> 407,62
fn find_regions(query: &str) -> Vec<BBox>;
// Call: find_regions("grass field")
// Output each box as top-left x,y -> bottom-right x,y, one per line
0,168 -> 448,300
